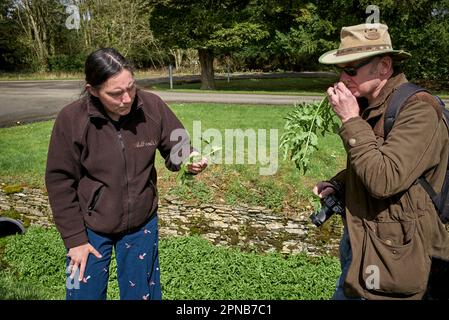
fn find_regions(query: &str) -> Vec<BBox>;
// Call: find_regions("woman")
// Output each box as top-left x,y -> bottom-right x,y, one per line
45,48 -> 207,300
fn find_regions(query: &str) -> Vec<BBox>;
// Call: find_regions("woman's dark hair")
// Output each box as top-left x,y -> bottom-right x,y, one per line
84,48 -> 134,88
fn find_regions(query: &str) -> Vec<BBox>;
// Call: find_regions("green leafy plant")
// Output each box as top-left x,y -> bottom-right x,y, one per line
280,97 -> 340,174
1,227 -> 340,300
176,138 -> 222,185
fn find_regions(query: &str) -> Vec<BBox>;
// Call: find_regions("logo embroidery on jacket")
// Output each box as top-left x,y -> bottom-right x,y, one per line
135,140 -> 157,148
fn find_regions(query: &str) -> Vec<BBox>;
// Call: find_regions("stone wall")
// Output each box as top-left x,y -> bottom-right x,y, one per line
0,185 -> 342,257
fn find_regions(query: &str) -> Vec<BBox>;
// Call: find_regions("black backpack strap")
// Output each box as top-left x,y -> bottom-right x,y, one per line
417,177 -> 439,203
384,82 -> 446,218
384,82 -> 429,138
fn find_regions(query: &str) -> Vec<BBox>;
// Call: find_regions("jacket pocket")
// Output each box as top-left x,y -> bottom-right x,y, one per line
78,178 -> 104,215
87,183 -> 104,213
361,218 -> 430,296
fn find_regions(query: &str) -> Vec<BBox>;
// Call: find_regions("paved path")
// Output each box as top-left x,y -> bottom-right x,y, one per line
0,79 -> 323,127
151,91 -> 321,105
0,80 -> 84,127
1,77 -> 447,128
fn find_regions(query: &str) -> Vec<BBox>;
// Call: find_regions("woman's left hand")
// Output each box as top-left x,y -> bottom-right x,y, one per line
187,156 -> 208,174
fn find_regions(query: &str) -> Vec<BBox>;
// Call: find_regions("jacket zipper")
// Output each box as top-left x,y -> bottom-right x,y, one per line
117,130 -> 130,232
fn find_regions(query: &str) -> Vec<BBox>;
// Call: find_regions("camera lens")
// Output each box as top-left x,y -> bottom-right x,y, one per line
309,193 -> 344,227
310,206 -> 333,227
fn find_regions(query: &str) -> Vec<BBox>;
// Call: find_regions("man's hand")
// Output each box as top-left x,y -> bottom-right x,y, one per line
67,243 -> 102,282
313,181 -> 336,199
327,82 -> 360,123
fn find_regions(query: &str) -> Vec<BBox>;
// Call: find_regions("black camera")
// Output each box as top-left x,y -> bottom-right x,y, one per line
310,193 -> 345,227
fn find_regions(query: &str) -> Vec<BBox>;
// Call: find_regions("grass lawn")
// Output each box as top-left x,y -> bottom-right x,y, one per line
0,103 -> 346,213
147,77 -> 337,96
150,77 -> 449,98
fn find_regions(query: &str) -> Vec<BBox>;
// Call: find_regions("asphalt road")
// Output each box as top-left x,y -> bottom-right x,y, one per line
1,78 -> 447,128
0,79 -> 323,127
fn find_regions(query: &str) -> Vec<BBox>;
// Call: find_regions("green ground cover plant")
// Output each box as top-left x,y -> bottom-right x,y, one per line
0,226 -> 339,300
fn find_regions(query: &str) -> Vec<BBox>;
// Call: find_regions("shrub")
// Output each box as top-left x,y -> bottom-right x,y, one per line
48,53 -> 86,72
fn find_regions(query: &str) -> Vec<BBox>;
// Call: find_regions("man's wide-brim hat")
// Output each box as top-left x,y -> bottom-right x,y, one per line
319,23 -> 411,65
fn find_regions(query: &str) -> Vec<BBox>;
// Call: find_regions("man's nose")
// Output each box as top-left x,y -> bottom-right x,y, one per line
339,72 -> 350,82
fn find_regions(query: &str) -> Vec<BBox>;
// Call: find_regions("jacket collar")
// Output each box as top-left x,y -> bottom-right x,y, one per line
361,73 -> 408,120
87,89 -> 145,120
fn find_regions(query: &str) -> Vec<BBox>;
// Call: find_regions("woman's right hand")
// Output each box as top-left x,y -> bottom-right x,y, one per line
67,243 -> 102,282
313,181 -> 336,199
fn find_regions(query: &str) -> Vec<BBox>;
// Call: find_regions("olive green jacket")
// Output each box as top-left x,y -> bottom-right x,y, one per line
331,73 -> 449,300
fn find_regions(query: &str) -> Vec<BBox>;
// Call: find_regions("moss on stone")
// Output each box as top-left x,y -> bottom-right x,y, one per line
188,215 -> 212,236
1,185 -> 23,195
306,214 -> 343,256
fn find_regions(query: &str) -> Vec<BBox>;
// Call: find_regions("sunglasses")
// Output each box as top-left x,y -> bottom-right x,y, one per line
336,57 -> 377,77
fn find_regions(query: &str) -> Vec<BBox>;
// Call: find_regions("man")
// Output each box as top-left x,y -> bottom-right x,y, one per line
314,23 -> 449,299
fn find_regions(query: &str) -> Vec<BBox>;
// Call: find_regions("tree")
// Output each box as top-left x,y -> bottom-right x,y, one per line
11,0 -> 64,71
149,0 -> 268,89
260,2 -> 337,71
0,0 -> 166,72
364,0 -> 449,83
0,0 -> 25,70
309,0 -> 449,82
231,0 -> 449,83
76,0 -> 164,68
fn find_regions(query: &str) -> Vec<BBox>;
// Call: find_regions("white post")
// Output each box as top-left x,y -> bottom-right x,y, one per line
169,64 -> 173,90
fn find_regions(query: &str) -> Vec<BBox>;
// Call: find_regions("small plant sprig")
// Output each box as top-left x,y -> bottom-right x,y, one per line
176,138 -> 222,185
280,97 -> 340,174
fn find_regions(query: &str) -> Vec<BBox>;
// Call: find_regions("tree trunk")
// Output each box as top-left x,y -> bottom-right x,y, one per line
169,48 -> 183,70
22,1 -> 48,71
198,48 -> 215,90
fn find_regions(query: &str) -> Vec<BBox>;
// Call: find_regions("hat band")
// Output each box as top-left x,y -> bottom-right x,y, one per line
336,44 -> 392,56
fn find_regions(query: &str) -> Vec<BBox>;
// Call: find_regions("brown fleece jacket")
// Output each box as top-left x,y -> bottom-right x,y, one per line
45,89 -> 191,248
